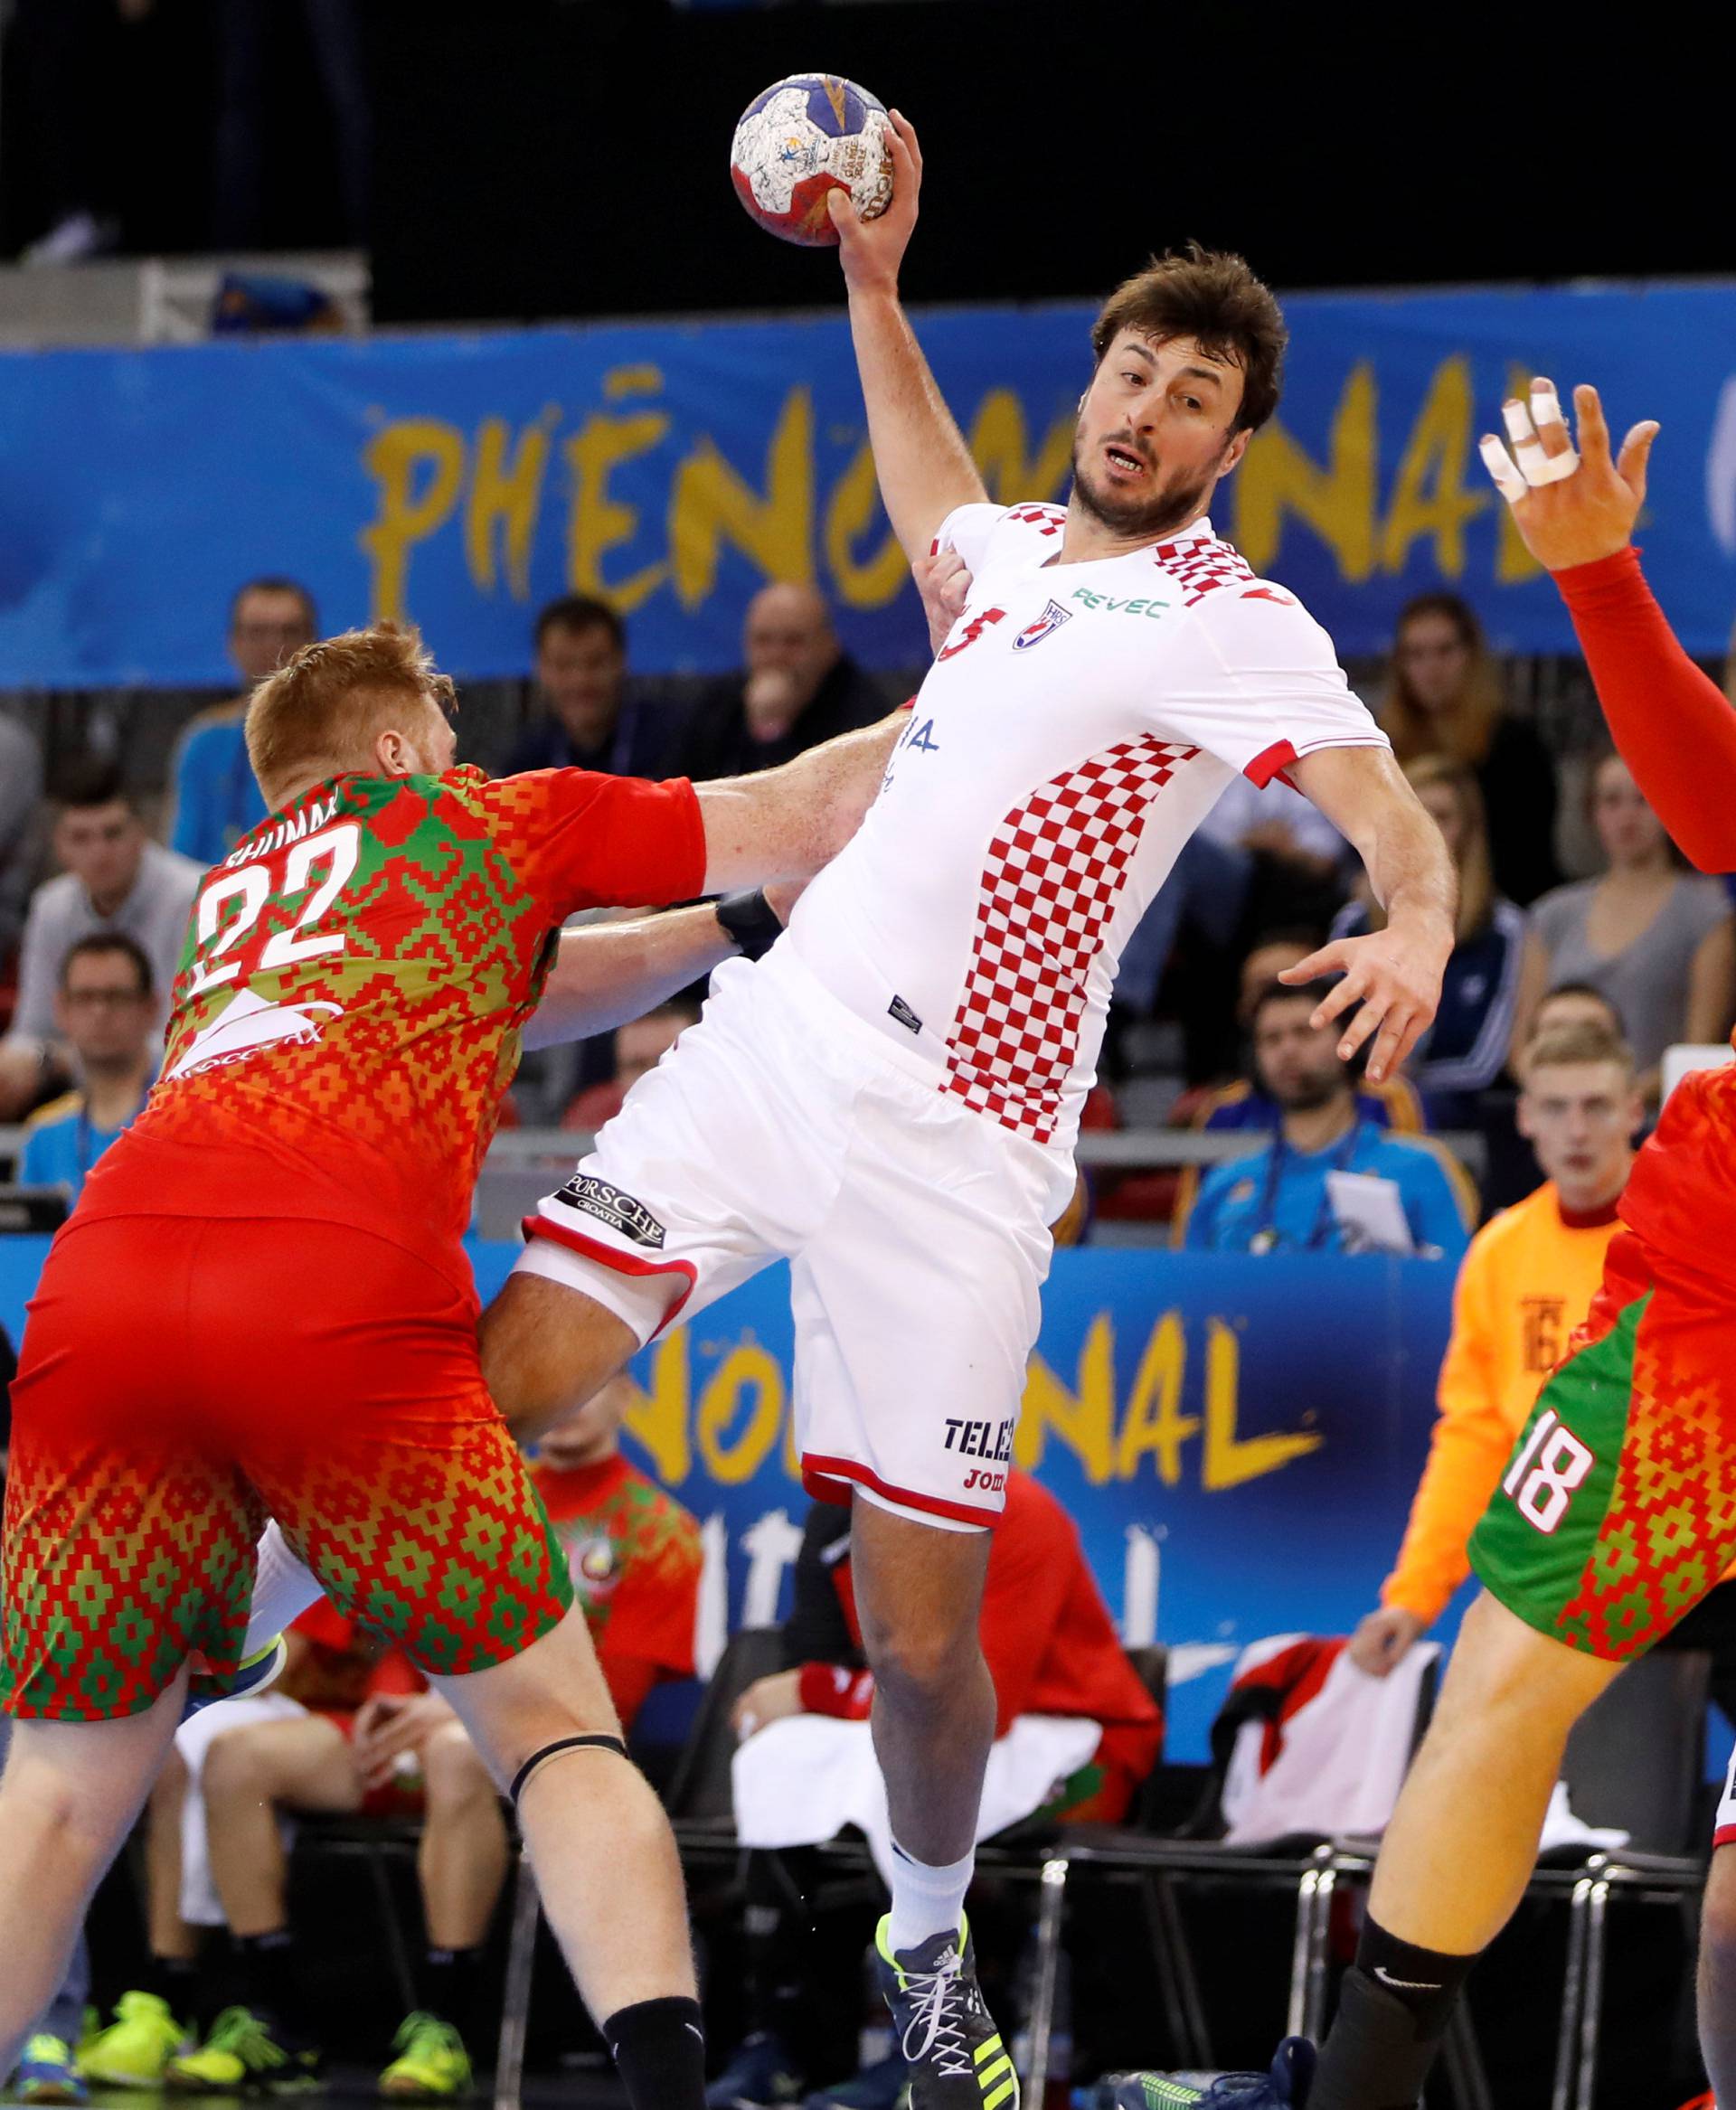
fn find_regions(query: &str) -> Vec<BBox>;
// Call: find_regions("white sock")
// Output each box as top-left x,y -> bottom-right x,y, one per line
242,1522 -> 323,1655
886,1839 -> 976,1957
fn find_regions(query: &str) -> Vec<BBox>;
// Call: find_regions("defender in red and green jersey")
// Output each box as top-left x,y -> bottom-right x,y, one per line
4,762 -> 707,1725
2,643 -> 895,1724
80,763 -> 705,1292
0,622 -> 898,2110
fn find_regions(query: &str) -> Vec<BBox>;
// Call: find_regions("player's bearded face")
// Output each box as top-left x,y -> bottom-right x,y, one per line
1069,412 -> 1239,540
1071,333 -> 1245,540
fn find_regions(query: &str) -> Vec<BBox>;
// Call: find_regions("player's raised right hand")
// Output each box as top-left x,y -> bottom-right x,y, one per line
1478,379 -> 1659,573
827,109 -> 921,296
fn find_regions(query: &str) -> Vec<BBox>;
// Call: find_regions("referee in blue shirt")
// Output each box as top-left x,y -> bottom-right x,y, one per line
17,935 -> 157,1204
1180,980 -> 1475,1258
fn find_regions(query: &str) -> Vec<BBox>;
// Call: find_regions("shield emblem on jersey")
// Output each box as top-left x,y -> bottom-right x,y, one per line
1012,598 -> 1072,651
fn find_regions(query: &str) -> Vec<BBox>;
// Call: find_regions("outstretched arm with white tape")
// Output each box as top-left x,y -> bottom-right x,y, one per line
1477,374 -> 1656,570
1479,374 -> 1736,871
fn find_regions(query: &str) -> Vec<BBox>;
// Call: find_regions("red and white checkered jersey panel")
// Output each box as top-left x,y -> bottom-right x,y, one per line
1151,532 -> 1255,607
782,503 -> 1388,1162
945,738 -> 1196,1143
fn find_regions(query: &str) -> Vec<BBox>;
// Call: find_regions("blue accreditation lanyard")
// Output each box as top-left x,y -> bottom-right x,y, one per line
1250,1121 -> 1363,1253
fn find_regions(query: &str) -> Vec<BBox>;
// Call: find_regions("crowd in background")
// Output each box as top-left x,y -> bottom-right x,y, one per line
1,572 -> 1733,2103
5,574 -> 1730,1239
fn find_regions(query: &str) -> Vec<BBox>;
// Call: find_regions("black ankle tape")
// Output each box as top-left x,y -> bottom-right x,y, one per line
509,1733 -> 628,1809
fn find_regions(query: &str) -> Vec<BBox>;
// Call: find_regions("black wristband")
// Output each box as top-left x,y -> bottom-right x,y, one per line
714,889 -> 784,963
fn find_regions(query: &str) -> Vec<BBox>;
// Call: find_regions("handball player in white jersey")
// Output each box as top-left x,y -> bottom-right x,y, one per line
500,122 -> 1453,2104
250,116 -> 1457,2108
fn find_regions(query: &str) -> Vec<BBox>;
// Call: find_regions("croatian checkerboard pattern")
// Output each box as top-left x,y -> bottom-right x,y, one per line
943,737 -> 1198,1143
1151,532 -> 1255,606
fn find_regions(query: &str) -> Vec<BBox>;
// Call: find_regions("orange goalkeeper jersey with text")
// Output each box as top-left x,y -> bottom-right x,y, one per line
78,765 -> 705,1285
1381,1182 -> 1619,1625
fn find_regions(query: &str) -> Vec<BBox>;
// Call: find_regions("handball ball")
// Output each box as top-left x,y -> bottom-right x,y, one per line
730,74 -> 892,248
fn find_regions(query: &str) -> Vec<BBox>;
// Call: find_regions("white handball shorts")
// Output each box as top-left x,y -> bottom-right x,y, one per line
1718,1736 -> 1736,1851
514,947 -> 1069,1531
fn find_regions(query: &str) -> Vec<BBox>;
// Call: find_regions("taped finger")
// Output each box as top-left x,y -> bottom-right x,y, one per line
1530,379 -> 1571,446
1502,397 -> 1579,487
1502,396 -> 1547,480
1479,434 -> 1528,504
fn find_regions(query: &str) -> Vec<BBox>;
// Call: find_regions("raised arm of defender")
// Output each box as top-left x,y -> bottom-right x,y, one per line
827,114 -> 988,560
1482,377 -> 1736,872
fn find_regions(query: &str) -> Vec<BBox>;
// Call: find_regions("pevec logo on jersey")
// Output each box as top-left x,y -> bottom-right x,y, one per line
552,1173 -> 667,1250
1012,598 -> 1072,651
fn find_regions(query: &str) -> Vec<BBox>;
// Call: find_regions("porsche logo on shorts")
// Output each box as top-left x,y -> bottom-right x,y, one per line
553,1173 -> 667,1249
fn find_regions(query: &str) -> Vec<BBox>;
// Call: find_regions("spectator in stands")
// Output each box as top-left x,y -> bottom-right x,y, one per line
1184,931 -> 1425,1135
508,596 -> 678,780
0,765 -> 200,1121
707,1477 -> 1161,2109
1348,1022 -> 1645,1675
1529,981 -> 1624,1043
1381,592 -> 1561,905
17,936 -> 156,1201
1330,757 -> 1526,1128
1516,750 -> 1736,1099
561,999 -> 698,1131
1177,982 -> 1474,1257
680,582 -> 888,781
114,1376 -> 700,2099
0,714 -> 45,969
168,579 -> 318,866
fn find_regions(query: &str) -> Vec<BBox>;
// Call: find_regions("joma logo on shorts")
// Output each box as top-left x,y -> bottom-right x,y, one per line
944,1417 -> 1013,1463
554,1174 -> 666,1250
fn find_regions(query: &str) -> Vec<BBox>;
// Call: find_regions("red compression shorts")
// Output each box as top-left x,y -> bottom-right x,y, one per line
2,1214 -> 572,1720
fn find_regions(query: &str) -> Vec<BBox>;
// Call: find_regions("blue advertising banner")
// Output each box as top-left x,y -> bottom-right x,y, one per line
3,281 -> 1735,689
0,1238 -> 1454,1759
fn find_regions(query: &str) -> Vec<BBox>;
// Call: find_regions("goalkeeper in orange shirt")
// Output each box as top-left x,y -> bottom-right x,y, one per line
1348,1019 -> 1644,1676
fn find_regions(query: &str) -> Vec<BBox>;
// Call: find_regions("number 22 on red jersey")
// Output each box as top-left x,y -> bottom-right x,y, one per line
186,822 -> 361,999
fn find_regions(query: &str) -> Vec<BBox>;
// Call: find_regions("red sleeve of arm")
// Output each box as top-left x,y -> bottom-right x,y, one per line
490,769 -> 708,920
1555,548 -> 1736,871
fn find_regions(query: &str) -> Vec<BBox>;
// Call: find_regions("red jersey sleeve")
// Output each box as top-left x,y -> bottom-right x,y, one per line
480,768 -> 707,921
1555,548 -> 1736,872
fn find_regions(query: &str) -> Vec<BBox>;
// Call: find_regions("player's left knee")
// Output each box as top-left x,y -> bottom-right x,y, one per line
1436,1592 -> 1616,1732
0,1768 -> 121,1875
479,1275 -> 628,1441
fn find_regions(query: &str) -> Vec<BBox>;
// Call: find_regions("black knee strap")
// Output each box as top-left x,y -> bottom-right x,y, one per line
509,1733 -> 628,1811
